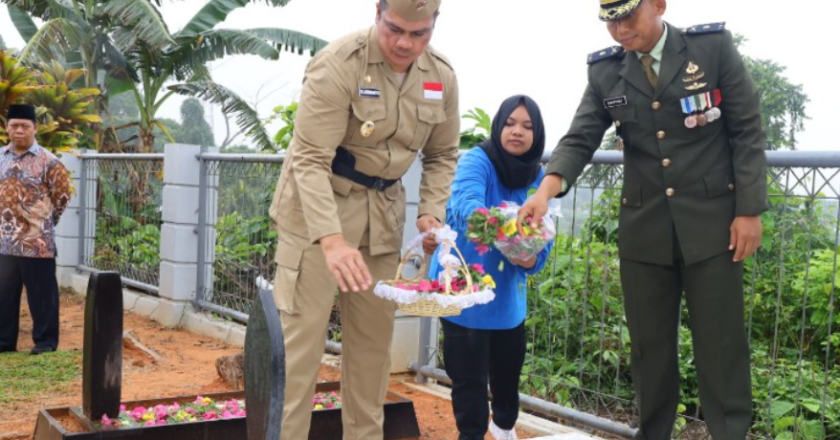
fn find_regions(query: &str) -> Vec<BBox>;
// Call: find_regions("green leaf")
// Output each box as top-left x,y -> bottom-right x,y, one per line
800,398 -> 822,414
177,0 -> 294,39
172,29 -> 283,68
18,18 -> 86,64
102,0 -> 174,49
247,28 -> 327,55
8,5 -> 38,43
770,401 -> 797,421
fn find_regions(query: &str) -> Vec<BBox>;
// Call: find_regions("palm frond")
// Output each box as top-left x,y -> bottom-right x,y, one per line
247,28 -> 327,56
100,38 -> 138,82
177,0 -> 247,38
102,0 -> 174,49
7,5 -> 39,42
173,28 -> 280,69
3,0 -> 70,21
18,18 -> 86,64
169,80 -> 272,151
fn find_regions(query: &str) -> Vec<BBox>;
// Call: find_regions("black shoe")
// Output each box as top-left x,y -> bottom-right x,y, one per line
30,346 -> 56,355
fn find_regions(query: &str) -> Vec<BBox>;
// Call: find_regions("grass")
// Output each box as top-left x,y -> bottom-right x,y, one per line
0,350 -> 82,403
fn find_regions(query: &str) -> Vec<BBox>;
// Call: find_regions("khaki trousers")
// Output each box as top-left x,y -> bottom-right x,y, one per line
274,196 -> 399,440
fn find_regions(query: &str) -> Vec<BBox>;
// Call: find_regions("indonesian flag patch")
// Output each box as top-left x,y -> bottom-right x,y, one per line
423,82 -> 443,100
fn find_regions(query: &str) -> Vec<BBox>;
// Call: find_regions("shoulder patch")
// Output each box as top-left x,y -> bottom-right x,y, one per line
682,22 -> 726,35
587,46 -> 625,64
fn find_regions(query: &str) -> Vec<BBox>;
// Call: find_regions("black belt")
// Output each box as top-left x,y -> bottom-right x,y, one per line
331,147 -> 399,191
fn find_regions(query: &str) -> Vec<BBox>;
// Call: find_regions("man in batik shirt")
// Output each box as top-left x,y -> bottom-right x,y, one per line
0,104 -> 71,355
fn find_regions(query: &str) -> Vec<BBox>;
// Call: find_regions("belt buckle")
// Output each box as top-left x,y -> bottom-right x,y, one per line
372,178 -> 387,192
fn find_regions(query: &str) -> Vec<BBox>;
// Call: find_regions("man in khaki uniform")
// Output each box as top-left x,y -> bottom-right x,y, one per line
268,0 -> 459,438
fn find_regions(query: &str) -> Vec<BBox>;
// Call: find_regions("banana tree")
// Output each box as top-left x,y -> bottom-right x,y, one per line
6,0 -> 327,152
3,0 -> 168,89
112,0 -> 326,152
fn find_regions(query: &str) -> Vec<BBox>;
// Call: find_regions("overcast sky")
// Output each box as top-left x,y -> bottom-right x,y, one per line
0,1 -> 833,151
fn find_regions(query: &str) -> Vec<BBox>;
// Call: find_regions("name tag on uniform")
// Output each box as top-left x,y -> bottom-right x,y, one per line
358,87 -> 381,98
603,96 -> 628,108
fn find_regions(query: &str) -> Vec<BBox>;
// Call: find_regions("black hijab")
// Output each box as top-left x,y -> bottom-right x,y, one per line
478,95 -> 546,189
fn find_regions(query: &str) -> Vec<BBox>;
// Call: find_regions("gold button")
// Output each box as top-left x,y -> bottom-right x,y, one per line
666,188 -> 675,197
662,158 -> 672,168
657,131 -> 666,140
652,101 -> 661,111
622,198 -> 628,205
615,120 -> 621,128
728,183 -> 735,190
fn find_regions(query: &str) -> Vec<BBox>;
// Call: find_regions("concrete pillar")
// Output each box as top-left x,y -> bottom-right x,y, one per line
156,144 -> 218,327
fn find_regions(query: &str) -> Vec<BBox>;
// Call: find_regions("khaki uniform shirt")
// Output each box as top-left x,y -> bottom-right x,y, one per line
270,26 -> 460,256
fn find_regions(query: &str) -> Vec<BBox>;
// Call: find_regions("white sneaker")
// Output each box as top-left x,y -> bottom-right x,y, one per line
489,419 -> 518,440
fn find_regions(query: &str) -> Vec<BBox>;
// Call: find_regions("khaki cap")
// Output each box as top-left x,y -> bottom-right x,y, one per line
386,0 -> 440,22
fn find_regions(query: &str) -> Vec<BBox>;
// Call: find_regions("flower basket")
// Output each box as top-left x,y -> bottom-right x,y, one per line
374,227 -> 495,317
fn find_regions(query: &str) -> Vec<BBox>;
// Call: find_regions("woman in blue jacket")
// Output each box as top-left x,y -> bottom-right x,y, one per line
431,95 -> 552,440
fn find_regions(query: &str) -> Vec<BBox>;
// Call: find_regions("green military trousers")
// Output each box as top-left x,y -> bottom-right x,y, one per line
620,251 -> 752,440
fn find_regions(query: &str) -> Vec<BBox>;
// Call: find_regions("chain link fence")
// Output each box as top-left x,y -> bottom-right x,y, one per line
79,155 -> 164,292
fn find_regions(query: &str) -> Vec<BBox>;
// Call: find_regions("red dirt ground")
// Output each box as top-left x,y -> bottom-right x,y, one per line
0,291 -> 535,440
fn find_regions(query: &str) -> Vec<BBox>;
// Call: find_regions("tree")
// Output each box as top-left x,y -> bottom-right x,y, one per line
735,35 -> 808,151
179,98 -> 214,147
5,0 -> 327,152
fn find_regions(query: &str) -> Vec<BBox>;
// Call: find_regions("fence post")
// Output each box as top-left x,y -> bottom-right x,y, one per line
389,156 -> 426,374
156,143 -> 218,327
55,149 -> 94,288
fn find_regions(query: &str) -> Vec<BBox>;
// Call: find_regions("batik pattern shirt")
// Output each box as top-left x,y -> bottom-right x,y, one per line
0,144 -> 71,258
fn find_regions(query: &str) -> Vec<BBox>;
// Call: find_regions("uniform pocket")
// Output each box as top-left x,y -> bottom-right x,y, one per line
348,100 -> 387,147
385,182 -> 406,231
703,168 -> 735,198
410,104 -> 447,150
273,246 -> 303,314
621,183 -> 642,208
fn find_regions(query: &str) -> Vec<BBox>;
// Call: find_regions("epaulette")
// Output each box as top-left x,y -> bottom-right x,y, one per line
682,22 -> 726,35
587,46 -> 624,64
335,35 -> 366,60
428,45 -> 454,71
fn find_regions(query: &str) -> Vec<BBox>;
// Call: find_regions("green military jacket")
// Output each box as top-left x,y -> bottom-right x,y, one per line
546,23 -> 769,266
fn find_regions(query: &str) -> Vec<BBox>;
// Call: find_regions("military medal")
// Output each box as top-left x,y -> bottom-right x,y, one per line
683,62 -> 709,91
360,121 -> 375,138
682,71 -> 705,83
681,94 -> 699,128
681,89 -> 723,129
685,82 -> 708,91
686,61 -> 700,75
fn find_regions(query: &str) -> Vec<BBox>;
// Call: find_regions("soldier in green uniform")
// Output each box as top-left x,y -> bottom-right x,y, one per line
519,0 -> 767,439
268,0 -> 459,439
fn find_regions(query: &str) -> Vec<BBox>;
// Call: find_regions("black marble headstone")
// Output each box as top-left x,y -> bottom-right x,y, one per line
245,289 -> 285,440
82,272 -> 124,422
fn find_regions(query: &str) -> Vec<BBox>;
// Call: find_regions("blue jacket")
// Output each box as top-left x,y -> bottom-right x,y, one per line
430,148 -> 552,330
